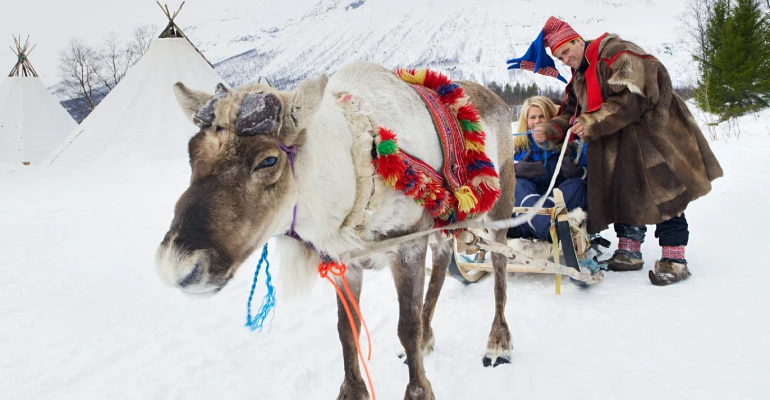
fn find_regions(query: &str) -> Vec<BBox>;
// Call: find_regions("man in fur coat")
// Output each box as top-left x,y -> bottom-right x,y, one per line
528,17 -> 723,285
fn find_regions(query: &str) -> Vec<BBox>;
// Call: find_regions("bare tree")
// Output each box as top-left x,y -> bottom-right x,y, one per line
129,24 -> 158,58
678,0 -> 714,62
96,31 -> 136,90
57,37 -> 104,112
692,77 -> 719,140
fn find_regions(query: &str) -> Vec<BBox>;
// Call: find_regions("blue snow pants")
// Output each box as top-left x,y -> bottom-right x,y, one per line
514,177 -> 587,241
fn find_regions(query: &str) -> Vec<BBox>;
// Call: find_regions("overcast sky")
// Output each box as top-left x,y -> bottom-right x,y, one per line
0,1 -> 227,86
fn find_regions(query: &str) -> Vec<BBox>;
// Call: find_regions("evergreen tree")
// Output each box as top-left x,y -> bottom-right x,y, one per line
503,83 -> 514,104
487,81 -> 503,99
526,83 -> 539,98
696,0 -> 770,119
725,0 -> 770,114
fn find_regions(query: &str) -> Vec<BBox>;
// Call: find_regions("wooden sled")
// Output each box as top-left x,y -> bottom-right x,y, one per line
447,189 -> 604,293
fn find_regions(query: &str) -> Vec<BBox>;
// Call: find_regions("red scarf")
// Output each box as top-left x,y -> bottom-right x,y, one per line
584,33 -> 609,113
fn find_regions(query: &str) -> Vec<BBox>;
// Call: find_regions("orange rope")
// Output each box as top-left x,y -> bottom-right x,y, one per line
319,261 -> 375,400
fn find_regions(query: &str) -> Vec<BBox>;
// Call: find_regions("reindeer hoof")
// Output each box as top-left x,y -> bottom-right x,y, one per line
482,355 -> 511,367
337,379 -> 369,400
493,356 -> 511,367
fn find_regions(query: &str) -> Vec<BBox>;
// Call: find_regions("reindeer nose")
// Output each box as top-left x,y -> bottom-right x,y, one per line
155,245 -> 209,289
178,260 -> 203,288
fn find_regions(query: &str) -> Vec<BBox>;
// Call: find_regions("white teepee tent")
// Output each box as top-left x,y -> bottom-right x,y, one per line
46,3 -> 224,165
0,36 -> 76,165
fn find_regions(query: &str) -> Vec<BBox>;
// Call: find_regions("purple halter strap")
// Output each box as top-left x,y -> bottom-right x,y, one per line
277,142 -> 296,173
277,142 -> 304,243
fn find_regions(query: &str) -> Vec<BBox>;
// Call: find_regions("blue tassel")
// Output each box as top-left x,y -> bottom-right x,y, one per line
437,83 -> 461,97
245,243 -> 277,332
467,159 -> 496,173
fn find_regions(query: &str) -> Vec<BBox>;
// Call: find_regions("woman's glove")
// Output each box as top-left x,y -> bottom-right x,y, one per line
514,150 -> 546,179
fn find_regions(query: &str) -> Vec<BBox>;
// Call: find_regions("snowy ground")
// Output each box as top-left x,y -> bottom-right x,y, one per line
2,111 -> 770,399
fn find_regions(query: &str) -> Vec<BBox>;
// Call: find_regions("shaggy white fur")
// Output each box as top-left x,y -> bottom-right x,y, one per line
277,62 -> 451,294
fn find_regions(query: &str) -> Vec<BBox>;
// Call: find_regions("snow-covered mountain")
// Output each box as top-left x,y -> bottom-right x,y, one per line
179,0 -> 695,91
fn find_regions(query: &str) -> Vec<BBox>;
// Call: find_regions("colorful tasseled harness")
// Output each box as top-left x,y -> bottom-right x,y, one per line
372,68 -> 501,229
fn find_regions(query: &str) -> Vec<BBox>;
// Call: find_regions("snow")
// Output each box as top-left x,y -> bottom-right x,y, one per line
2,105 -> 770,399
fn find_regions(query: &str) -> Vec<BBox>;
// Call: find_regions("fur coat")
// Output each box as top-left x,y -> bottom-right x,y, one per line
543,34 -> 723,233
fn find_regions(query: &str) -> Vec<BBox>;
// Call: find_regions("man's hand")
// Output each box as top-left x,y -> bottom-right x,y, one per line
572,121 -> 585,139
532,125 -> 547,143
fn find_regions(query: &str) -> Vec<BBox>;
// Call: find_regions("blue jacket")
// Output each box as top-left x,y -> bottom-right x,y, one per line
513,134 -> 588,188
513,135 -> 588,168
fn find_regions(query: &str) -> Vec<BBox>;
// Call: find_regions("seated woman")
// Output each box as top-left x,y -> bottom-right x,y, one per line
507,96 -> 588,241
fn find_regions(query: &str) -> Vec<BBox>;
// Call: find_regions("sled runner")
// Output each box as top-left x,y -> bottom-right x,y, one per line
448,189 -> 605,292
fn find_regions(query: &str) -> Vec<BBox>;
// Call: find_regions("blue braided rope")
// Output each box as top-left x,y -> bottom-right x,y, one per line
245,243 -> 277,332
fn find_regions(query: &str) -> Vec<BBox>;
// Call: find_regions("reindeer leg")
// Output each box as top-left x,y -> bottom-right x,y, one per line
398,239 -> 451,361
335,265 -> 369,400
483,160 -> 516,368
392,238 -> 435,400
420,239 -> 451,356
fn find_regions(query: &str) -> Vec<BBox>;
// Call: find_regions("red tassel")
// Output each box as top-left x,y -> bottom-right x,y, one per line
463,130 -> 486,144
423,70 -> 450,90
373,155 -> 407,184
457,104 -> 480,122
378,127 -> 397,141
471,185 -> 500,214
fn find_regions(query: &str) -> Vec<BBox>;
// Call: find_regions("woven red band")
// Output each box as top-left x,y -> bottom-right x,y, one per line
618,237 -> 642,253
662,246 -> 686,260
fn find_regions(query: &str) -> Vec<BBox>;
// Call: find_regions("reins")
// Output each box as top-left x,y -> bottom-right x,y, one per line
337,129 -> 575,263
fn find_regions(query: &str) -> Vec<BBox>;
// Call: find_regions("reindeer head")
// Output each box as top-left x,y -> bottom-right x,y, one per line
156,74 -> 328,295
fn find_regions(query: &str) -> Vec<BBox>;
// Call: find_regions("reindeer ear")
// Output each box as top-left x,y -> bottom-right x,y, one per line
288,73 -> 329,131
175,82 -> 230,128
173,82 -> 213,123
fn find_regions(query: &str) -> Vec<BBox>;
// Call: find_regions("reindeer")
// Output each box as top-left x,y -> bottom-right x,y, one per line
155,61 -> 515,400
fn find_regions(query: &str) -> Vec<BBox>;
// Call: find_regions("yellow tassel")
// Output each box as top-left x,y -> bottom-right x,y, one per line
385,175 -> 398,187
399,69 -> 427,85
455,186 -> 478,213
464,139 -> 485,153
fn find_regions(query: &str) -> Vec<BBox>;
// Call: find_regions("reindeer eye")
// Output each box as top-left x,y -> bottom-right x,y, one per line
215,126 -> 225,132
252,156 -> 277,172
